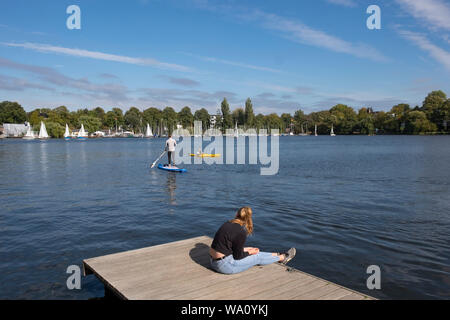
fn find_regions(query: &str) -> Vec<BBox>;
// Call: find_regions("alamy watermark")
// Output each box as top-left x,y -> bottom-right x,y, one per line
366,5 -> 381,30
66,5 -> 81,30
172,121 -> 279,176
66,265 -> 81,290
366,265 -> 381,290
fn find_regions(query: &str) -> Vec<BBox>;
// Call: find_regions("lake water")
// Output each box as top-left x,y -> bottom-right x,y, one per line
0,136 -> 449,299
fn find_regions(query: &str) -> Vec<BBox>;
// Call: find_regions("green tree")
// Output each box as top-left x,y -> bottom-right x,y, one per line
293,109 -> 307,134
357,108 -> 375,135
178,106 -> 194,129
232,108 -> 245,126
264,113 -> 282,131
124,107 -> 142,132
78,115 -> 102,134
221,98 -> 232,131
330,104 -> 357,134
309,110 -> 332,134
388,104 -> 410,134
281,113 -> 292,133
104,108 -> 125,131
244,98 -> 255,128
194,108 -> 210,131
142,107 -> 162,132
45,121 -> 65,138
28,109 -> 44,127
254,113 -> 265,132
441,99 -> 450,132
373,111 -> 390,134
53,106 -> 71,126
162,106 -> 178,134
105,111 -> 116,129
405,110 -> 437,134
422,90 -> 447,130
0,101 -> 27,124
90,107 -> 106,127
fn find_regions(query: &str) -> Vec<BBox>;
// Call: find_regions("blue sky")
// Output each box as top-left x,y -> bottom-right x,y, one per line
0,0 -> 449,114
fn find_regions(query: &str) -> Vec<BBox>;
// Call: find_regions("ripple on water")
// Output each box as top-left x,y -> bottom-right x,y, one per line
0,136 -> 449,299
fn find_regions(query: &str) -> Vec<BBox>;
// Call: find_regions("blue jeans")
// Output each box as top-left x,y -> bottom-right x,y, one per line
210,252 -> 280,274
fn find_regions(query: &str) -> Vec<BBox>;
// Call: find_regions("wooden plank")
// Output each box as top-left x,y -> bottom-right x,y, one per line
245,273 -> 317,300
153,268 -> 263,300
292,283 -> 341,300
338,292 -> 369,300
271,278 -> 328,300
83,236 -> 211,272
83,236 -> 211,280
318,287 -> 356,300
82,235 -> 375,300
153,267 -> 269,300
190,265 -> 291,300
97,251 -> 210,284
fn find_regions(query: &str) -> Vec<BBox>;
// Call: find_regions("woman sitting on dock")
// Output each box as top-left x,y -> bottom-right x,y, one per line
209,207 -> 296,274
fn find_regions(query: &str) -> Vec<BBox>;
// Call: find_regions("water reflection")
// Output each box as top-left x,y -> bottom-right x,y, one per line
1,136 -> 449,299
39,141 -> 48,183
80,141 -> 87,168
166,173 -> 177,205
24,142 -> 34,185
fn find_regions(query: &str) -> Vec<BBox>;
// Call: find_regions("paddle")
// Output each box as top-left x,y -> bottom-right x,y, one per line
150,151 -> 166,168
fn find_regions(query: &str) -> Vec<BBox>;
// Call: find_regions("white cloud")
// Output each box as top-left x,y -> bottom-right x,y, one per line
396,0 -> 450,30
184,52 -> 281,73
399,30 -> 450,72
189,2 -> 388,62
250,11 -> 389,62
326,0 -> 357,8
1,42 -> 191,72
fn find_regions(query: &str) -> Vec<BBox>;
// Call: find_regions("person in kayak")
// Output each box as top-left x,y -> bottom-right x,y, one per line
165,134 -> 177,167
209,207 -> 296,274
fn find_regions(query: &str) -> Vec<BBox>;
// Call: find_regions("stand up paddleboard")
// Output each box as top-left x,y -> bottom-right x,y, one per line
157,164 -> 187,173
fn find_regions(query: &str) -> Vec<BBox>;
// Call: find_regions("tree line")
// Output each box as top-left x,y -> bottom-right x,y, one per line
0,90 -> 448,138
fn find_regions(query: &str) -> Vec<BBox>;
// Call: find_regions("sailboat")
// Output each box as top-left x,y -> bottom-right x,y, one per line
330,124 -> 336,136
64,124 -> 71,140
38,121 -> 49,139
234,122 -> 239,138
23,124 -> 35,140
145,123 -> 153,138
77,124 -> 88,140
299,123 -> 308,136
315,124 -> 318,137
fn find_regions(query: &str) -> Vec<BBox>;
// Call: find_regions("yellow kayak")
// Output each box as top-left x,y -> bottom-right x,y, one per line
190,153 -> 221,157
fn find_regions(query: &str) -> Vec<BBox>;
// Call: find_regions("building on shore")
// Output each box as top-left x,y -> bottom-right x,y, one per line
2,122 -> 30,137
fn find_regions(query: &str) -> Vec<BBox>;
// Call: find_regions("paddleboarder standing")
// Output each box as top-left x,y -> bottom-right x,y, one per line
165,135 -> 177,167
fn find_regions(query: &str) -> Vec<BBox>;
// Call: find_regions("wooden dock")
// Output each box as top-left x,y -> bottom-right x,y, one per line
83,236 -> 375,300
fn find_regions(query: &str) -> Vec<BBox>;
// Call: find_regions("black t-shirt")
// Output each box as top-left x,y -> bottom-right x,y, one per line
211,221 -> 250,260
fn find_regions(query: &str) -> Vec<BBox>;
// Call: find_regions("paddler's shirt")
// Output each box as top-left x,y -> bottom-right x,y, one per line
211,221 -> 250,260
165,138 -> 177,152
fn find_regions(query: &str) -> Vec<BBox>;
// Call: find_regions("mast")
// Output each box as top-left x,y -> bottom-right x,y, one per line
39,121 -> 49,139
64,124 -> 70,137
79,124 -> 87,137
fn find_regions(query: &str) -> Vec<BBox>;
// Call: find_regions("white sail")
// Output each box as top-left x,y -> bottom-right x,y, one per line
38,121 -> 49,139
78,124 -> 87,137
315,124 -> 318,136
331,124 -> 336,136
145,123 -> 153,137
234,122 -> 238,137
64,124 -> 70,137
23,125 -> 35,139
